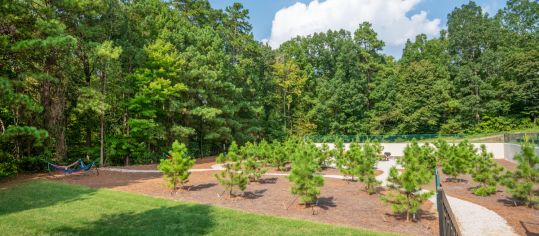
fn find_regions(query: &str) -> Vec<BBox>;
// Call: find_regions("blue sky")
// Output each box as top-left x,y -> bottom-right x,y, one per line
209,0 -> 506,57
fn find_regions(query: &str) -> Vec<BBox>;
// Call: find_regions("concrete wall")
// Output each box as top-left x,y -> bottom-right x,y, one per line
314,142 -> 539,162
503,143 -> 539,162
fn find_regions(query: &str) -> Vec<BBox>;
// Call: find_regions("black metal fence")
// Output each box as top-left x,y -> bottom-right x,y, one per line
437,188 -> 461,236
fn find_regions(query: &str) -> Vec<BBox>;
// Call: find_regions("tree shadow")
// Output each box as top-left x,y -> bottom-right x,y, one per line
385,209 -> 437,222
187,183 -> 217,191
54,204 -> 214,235
444,177 -> 467,183
497,197 -> 521,207
243,189 -> 268,199
0,180 -> 96,216
316,196 -> 337,210
258,177 -> 278,184
520,221 -> 539,236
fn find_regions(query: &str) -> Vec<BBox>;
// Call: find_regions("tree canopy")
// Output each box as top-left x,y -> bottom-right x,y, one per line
1,0 -> 538,174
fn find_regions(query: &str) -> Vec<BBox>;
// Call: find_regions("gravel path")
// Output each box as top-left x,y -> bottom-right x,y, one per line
104,160 -> 518,236
446,195 -> 517,236
375,159 -> 517,236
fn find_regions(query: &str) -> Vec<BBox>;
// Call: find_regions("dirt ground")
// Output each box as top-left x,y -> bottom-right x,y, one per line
423,160 -> 539,236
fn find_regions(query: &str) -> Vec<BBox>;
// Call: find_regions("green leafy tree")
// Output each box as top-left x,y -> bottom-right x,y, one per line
442,140 -> 475,181
382,141 -> 434,221
215,142 -> 248,196
158,141 -> 195,191
502,136 -> 539,207
470,145 -> 504,196
288,142 -> 324,206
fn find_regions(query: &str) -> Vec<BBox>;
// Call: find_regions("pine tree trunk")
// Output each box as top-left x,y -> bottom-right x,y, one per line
100,67 -> 107,166
100,114 -> 105,166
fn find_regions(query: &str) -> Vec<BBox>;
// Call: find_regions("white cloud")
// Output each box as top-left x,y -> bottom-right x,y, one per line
268,0 -> 441,57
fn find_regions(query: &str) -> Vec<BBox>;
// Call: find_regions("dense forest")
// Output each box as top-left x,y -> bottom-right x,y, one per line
0,0 -> 537,175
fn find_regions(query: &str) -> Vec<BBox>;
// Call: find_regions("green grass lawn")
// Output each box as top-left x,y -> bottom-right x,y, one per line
0,181 -> 395,236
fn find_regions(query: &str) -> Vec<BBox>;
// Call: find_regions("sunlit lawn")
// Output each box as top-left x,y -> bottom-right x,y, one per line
0,181 -> 396,236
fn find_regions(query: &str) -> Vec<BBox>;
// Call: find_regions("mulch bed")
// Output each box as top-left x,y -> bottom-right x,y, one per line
423,160 -> 539,236
38,160 -> 437,236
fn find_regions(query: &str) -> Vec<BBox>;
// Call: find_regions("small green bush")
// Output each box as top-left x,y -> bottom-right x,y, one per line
472,185 -> 497,196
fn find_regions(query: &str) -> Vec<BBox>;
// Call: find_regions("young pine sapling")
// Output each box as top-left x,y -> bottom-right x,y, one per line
215,141 -> 249,197
382,140 -> 434,221
502,136 -> 539,208
470,145 -> 504,196
158,141 -> 195,192
288,142 -> 324,206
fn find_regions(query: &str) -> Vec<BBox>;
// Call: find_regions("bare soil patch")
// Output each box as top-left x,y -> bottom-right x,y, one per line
424,160 -> 539,236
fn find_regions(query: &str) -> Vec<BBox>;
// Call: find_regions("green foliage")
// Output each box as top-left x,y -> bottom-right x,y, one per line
1,0 -> 538,174
333,137 -> 348,175
215,142 -> 248,196
502,136 -> 539,207
354,140 -> 381,194
240,142 -> 268,182
0,152 -> 17,178
317,143 -> 333,168
442,140 -> 475,181
382,140 -> 434,221
269,140 -> 290,171
158,141 -> 195,191
434,140 -> 452,166
288,142 -> 324,205
338,142 -> 360,180
470,145 -> 504,196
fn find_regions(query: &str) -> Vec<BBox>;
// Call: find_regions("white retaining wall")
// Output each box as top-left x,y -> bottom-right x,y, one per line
314,142 -> 539,162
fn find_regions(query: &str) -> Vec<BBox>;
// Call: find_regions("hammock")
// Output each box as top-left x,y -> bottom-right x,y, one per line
48,159 -> 99,175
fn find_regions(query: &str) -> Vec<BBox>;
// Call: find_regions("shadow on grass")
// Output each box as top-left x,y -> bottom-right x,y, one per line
54,204 -> 214,235
0,180 -> 96,216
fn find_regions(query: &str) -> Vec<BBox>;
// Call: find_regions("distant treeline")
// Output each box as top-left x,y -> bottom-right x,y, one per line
0,0 -> 537,175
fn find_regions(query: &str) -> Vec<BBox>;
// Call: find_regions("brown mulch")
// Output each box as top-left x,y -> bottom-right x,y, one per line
111,156 -> 218,170
424,160 -> 539,236
49,169 -> 437,236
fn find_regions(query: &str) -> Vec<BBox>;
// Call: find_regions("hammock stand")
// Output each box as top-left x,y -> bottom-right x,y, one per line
48,159 -> 99,176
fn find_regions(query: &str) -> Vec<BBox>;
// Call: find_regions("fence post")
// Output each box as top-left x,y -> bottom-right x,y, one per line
437,188 -> 444,236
